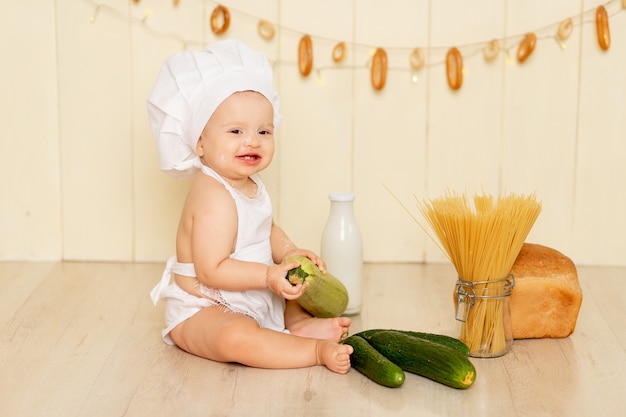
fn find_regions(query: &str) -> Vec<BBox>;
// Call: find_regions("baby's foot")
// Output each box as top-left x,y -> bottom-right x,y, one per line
316,340 -> 353,374
290,316 -> 352,342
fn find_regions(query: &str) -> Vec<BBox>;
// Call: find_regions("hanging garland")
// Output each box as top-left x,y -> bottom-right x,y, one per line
95,0 -> 625,91
370,48 -> 388,91
257,19 -> 276,40
298,34 -> 314,77
516,33 -> 537,63
557,18 -> 574,41
596,5 -> 611,50
332,42 -> 347,63
483,40 -> 500,61
209,4 -> 230,35
410,48 -> 426,70
446,48 -> 463,90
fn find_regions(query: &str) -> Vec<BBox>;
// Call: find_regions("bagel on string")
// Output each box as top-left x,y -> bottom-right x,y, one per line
595,6 -> 610,51
446,47 -> 463,90
557,18 -> 573,41
516,33 -> 536,63
332,42 -> 346,63
370,48 -> 388,91
210,5 -> 230,35
257,20 -> 275,40
483,39 -> 499,61
298,34 -> 313,76
409,48 -> 425,70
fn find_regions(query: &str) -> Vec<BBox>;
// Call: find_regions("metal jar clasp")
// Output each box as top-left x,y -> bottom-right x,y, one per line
455,274 -> 515,322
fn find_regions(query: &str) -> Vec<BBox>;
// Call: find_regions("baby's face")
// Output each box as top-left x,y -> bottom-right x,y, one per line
196,91 -> 275,180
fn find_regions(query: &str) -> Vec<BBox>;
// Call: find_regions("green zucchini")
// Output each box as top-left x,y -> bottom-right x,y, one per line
285,256 -> 349,318
355,328 -> 470,357
342,335 -> 405,388
367,330 -> 476,389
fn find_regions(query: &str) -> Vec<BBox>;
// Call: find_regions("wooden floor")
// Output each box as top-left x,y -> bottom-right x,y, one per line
1,261 -> 625,417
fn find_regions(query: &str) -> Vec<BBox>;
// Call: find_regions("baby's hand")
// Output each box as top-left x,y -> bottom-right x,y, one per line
282,249 -> 327,274
266,261 -> 308,300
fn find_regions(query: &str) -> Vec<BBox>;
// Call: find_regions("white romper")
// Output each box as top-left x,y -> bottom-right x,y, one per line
150,165 -> 287,345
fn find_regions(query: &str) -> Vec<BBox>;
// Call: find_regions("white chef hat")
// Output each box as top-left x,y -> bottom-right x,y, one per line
146,39 -> 282,180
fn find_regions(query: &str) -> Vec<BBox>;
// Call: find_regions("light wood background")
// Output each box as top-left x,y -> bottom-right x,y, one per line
1,0 -> 625,265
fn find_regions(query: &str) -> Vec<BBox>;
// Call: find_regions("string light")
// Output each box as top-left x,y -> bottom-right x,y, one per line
315,69 -> 325,86
503,48 -> 515,66
141,9 -> 152,23
554,37 -> 568,51
89,3 -> 100,23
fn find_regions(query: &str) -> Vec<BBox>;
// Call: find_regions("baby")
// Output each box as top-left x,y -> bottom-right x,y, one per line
147,39 -> 353,373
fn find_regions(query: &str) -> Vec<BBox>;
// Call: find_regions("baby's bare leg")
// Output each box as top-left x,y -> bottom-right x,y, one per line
169,306 -> 353,373
285,301 -> 352,342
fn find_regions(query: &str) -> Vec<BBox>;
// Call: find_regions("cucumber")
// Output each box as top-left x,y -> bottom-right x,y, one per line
285,256 -> 349,318
367,330 -> 476,389
342,335 -> 405,388
355,328 -> 470,357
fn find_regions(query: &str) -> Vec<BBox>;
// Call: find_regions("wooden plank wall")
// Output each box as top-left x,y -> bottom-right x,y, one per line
1,0 -> 624,265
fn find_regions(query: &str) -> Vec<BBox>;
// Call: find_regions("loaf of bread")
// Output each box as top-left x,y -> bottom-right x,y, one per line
509,243 -> 582,339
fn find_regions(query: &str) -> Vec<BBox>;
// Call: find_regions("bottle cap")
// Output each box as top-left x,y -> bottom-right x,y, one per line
329,192 -> 355,202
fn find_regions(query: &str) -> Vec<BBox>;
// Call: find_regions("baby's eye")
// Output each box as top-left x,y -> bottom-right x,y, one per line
258,129 -> 272,136
230,129 -> 243,134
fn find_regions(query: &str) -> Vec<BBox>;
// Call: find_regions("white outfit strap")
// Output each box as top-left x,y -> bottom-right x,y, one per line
198,164 -> 263,196
150,255 -> 197,305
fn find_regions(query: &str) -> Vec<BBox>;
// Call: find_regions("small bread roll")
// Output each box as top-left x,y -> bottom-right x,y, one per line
510,243 -> 583,339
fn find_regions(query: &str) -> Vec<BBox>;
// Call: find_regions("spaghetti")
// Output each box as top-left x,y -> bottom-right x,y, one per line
417,191 -> 541,357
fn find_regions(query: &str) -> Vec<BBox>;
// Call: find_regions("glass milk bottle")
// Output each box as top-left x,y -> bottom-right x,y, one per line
320,192 -> 363,315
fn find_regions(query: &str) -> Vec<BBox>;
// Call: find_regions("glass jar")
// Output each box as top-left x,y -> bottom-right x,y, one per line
455,274 -> 515,357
